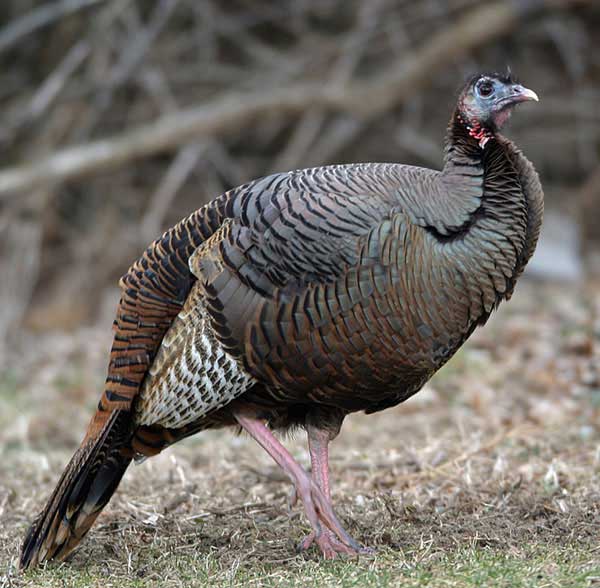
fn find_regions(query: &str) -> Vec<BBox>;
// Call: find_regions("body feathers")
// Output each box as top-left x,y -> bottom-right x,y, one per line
21,101 -> 543,568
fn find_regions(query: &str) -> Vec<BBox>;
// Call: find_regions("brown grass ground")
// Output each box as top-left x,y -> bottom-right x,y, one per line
0,280 -> 599,587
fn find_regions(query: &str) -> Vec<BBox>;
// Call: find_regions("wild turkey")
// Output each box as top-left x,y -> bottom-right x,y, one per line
21,72 -> 542,567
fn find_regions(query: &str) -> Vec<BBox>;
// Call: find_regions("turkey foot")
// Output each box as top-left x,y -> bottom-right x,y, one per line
295,423 -> 372,558
234,414 -> 363,557
297,529 -> 372,558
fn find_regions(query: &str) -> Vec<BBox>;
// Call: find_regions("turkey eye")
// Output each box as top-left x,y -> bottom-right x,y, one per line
477,81 -> 494,97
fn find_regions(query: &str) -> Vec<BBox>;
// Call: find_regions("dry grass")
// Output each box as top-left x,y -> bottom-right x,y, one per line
1,280 -> 599,587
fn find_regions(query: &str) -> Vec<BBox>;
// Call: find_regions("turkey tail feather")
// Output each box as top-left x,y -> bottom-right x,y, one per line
20,410 -> 132,569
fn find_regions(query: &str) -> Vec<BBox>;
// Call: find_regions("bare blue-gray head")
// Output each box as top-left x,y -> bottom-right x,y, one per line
458,72 -> 539,139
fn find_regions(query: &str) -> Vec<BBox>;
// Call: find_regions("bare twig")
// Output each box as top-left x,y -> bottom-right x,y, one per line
0,0 -> 102,53
272,0 -> 385,173
0,211 -> 43,360
271,108 -> 327,173
0,0 -> 560,198
140,142 -> 206,242
0,41 -> 90,145
302,116 -> 365,169
74,0 -> 180,140
107,0 -> 179,89
27,41 -> 90,121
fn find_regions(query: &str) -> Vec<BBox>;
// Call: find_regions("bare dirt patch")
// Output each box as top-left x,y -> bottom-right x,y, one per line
1,280 -> 599,586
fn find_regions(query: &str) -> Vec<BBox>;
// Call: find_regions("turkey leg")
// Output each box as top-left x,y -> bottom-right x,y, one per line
295,424 -> 368,556
234,414 -> 362,558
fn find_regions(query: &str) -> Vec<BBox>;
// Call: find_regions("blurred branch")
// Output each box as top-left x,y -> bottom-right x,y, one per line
140,141 -> 206,242
272,0 -> 384,173
27,41 -> 90,120
75,0 -> 179,139
0,0 -> 102,53
0,41 -> 90,145
0,211 -> 43,359
0,0 -> 587,198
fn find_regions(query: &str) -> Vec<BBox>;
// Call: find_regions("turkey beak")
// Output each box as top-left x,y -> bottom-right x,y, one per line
507,84 -> 539,104
494,84 -> 539,111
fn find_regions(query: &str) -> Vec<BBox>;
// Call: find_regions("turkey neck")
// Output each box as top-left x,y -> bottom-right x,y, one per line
436,111 -> 534,312
441,113 -> 487,195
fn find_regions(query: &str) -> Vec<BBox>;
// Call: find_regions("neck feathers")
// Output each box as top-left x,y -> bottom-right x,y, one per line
442,108 -> 526,214
443,109 -> 539,303
438,109 -> 531,244
446,109 -> 494,159
439,111 -> 488,206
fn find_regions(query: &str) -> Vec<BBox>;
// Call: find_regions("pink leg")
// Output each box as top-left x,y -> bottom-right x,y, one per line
234,414 -> 362,557
296,425 -> 370,556
309,426 -> 331,498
